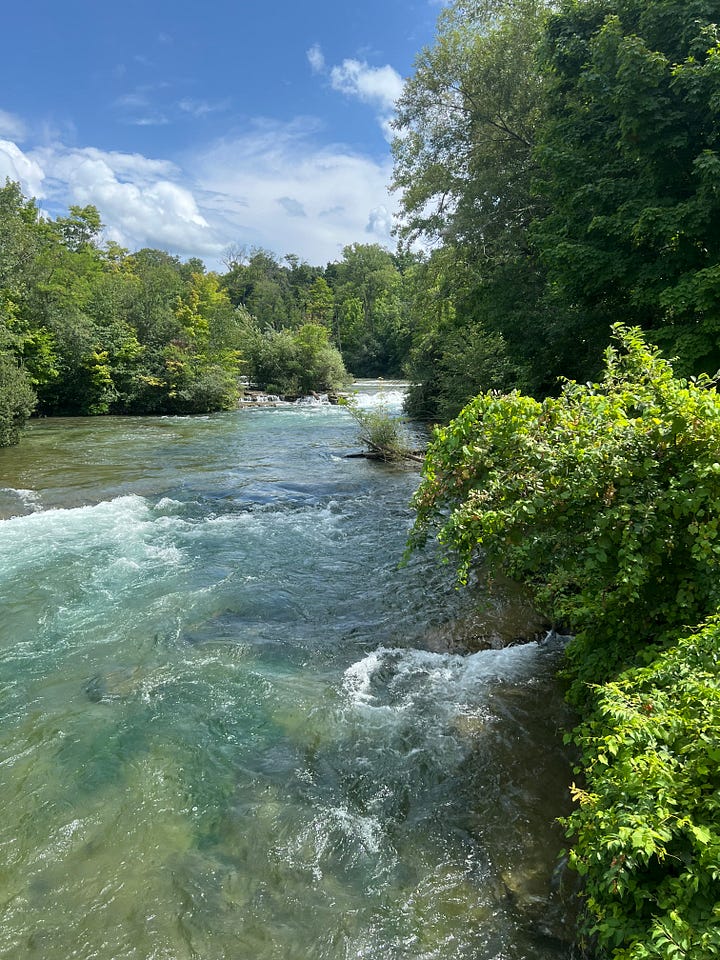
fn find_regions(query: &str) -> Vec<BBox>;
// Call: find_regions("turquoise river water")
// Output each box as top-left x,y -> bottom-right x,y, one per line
0,384 -> 576,960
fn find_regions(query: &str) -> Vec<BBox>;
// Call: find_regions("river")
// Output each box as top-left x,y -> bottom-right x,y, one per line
0,383 -> 576,960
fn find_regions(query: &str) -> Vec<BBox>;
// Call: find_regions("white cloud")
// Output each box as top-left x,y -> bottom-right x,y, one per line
329,60 -> 404,113
191,120 -> 397,263
307,44 -> 325,74
126,115 -> 170,127
0,109 -> 27,141
309,46 -> 404,143
114,92 -> 150,109
0,112 -> 398,268
32,143 -> 223,257
178,98 -> 231,118
0,140 -> 45,197
366,205 -> 393,238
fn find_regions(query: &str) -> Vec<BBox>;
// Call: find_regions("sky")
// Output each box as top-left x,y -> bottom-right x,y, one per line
0,0 -> 443,269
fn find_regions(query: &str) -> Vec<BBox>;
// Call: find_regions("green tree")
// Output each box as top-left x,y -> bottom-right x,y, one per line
533,0 -> 720,378
393,0 -> 550,251
302,276 -> 335,327
244,322 -> 349,396
330,243 -> 409,376
0,353 -> 36,446
392,0 -> 557,414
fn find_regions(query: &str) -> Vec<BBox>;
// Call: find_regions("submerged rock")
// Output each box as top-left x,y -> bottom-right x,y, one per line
83,666 -> 144,703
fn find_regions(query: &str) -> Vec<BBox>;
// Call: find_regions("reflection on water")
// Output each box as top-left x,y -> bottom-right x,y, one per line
0,386 -> 575,959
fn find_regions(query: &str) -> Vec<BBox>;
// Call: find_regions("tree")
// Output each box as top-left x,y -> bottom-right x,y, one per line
0,353 -> 36,446
533,0 -> 720,378
392,0 -> 550,252
391,0 -> 558,415
330,243 -> 409,376
302,276 -> 335,327
52,204 -> 103,252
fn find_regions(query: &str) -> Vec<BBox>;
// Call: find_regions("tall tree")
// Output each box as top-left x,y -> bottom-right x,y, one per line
533,0 -> 720,377
392,0 -> 557,414
393,0 -> 550,252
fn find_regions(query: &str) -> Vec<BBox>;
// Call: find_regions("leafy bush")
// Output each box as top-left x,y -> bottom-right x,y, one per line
408,325 -> 720,958
0,353 -> 36,446
245,323 -> 349,396
344,399 -> 415,461
567,618 -> 720,959
409,325 -> 720,694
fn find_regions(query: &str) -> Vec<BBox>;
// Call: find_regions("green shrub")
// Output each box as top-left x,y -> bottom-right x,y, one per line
409,325 -> 720,694
244,323 -> 349,396
566,617 -> 720,959
344,399 -> 414,461
407,325 -> 720,957
0,353 -> 36,445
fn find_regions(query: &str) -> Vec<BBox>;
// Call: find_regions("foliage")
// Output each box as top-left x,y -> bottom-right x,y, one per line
220,243 -> 412,379
343,398 -> 415,462
0,182 -> 248,424
243,323 -> 350,396
392,0 -> 550,251
0,353 -> 36,446
533,0 -> 720,378
392,0 -> 565,417
408,324 -> 720,956
393,0 -> 720,418
566,617 -> 720,959
329,243 -> 412,377
409,326 -> 720,691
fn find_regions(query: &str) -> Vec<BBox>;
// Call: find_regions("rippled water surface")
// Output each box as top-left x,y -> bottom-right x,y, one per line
0,385 -> 575,959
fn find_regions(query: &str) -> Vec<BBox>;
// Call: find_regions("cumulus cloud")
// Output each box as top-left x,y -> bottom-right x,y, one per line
191,119 -> 398,263
0,111 -> 398,268
30,143 -> 223,257
309,46 -> 404,143
329,60 -> 404,112
0,140 -> 45,197
366,205 -> 393,238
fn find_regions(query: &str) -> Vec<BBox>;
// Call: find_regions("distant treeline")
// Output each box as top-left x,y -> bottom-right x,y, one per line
0,181 -> 420,444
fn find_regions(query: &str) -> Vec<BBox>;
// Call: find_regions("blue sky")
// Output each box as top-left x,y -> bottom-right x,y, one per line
0,1 -> 442,268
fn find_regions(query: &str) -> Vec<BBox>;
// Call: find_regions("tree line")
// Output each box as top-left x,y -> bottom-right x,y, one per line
0,183 -> 417,445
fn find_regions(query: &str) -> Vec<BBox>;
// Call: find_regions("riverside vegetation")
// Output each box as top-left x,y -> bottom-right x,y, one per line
408,326 -> 720,957
394,0 -> 720,955
3,0 -> 720,956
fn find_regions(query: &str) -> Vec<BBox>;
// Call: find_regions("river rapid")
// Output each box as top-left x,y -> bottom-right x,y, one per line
0,383 -> 576,960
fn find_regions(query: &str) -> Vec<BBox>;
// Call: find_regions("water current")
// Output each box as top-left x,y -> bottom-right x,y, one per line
0,383 -> 576,960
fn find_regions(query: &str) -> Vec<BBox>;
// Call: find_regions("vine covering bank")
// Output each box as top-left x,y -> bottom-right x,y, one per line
408,327 -> 720,959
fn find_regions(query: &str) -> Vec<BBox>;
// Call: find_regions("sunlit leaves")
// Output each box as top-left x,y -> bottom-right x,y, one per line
408,324 -> 720,957
410,325 -> 720,682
